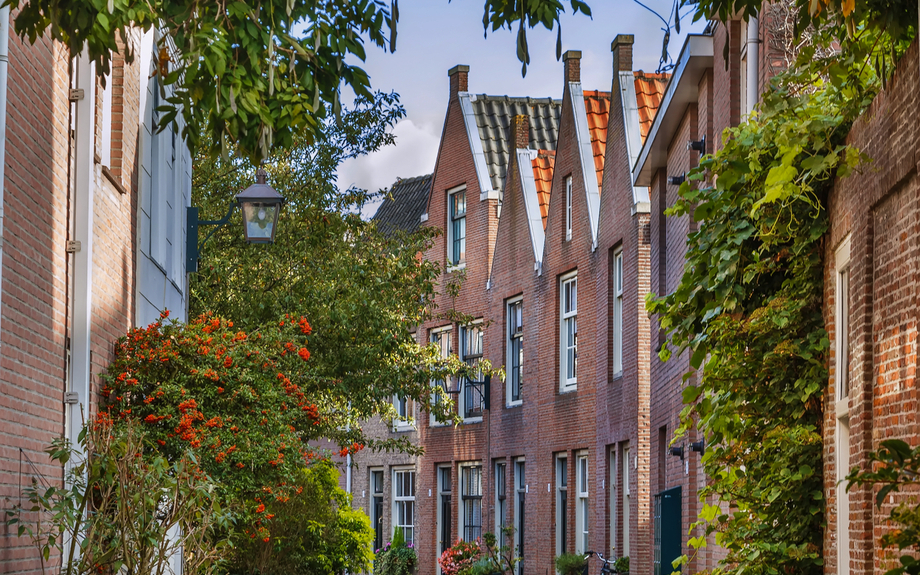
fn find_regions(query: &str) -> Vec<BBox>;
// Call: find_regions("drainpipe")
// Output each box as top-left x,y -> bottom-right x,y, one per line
0,6 -> 10,365
746,15 -> 759,116
67,51 -> 96,459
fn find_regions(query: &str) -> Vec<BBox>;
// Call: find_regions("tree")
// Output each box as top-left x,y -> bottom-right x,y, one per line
8,0 -> 590,161
190,91 -> 471,440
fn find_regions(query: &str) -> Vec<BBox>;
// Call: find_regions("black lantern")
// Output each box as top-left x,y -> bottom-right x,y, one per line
236,168 -> 285,244
186,168 -> 286,273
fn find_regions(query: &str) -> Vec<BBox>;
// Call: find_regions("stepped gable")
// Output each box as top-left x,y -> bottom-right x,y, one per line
470,95 -> 561,194
530,149 -> 556,228
634,71 -> 670,143
583,90 -> 611,192
372,173 -> 433,236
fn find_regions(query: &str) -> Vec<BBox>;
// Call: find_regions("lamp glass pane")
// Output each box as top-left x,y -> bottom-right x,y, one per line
241,202 -> 277,242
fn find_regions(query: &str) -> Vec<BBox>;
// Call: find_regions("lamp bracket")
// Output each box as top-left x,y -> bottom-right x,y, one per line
186,203 -> 236,273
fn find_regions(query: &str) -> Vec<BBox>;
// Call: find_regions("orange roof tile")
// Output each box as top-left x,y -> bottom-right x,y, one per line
633,72 -> 670,144
583,90 -> 611,193
531,150 -> 556,229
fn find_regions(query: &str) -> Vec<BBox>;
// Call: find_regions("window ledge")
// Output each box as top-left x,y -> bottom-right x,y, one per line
447,263 -> 467,273
461,417 -> 483,424
559,384 -> 578,394
611,372 -> 624,382
506,400 -> 523,408
393,423 -> 416,432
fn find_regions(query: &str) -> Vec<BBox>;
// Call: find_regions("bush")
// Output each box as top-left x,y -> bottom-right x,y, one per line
438,539 -> 481,575
614,556 -> 629,573
374,527 -> 416,575
555,552 -> 587,575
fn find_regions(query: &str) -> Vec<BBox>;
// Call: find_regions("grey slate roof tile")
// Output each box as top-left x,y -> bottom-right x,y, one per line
470,95 -> 562,193
372,174 -> 432,236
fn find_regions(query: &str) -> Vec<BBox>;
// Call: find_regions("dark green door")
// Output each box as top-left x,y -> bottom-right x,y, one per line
653,486 -> 682,575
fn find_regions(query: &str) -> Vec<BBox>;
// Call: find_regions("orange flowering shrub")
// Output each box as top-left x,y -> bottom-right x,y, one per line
99,310 -> 359,523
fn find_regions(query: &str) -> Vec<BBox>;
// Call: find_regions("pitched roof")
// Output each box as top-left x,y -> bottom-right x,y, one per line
530,150 -> 555,228
372,174 -> 432,236
633,72 -> 670,143
583,90 -> 611,193
468,95 -> 562,194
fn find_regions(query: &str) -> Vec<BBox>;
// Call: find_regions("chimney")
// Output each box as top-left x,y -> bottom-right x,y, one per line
510,114 -> 530,151
563,50 -> 581,83
611,34 -> 634,73
448,64 -> 469,100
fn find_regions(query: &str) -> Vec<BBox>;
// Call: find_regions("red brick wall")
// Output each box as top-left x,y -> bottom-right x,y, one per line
824,37 -> 920,575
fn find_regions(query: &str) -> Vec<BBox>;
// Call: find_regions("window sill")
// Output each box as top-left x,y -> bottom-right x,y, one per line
393,423 -> 416,433
559,384 -> 577,394
611,371 -> 623,382
461,417 -> 483,424
506,400 -> 523,409
447,262 -> 467,273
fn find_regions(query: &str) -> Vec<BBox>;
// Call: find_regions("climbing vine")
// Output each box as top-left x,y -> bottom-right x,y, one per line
648,21 -> 905,575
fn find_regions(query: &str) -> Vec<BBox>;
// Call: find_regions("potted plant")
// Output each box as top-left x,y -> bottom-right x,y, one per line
438,539 -> 481,575
613,556 -> 629,574
555,552 -> 588,575
374,527 -> 417,575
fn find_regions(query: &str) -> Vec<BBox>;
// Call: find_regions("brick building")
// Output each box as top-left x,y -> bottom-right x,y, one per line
0,22 -> 192,573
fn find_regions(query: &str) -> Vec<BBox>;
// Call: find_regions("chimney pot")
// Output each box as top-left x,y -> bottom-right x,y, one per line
563,50 -> 582,83
511,114 -> 530,151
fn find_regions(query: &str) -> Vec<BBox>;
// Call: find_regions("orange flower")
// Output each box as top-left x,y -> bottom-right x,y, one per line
262,537 -> 270,543
256,503 -> 266,513
217,387 -> 225,393
298,348 -> 310,362
224,355 -> 233,368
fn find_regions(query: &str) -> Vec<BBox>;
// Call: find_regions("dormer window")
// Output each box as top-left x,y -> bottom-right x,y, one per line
565,176 -> 573,241
448,185 -> 467,265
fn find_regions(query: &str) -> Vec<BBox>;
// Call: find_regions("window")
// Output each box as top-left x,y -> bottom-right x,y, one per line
448,186 -> 467,265
835,236 -> 852,574
560,273 -> 578,390
460,465 -> 483,541
495,461 -> 507,532
438,466 -> 452,562
393,469 -> 416,545
393,395 -> 414,431
430,327 -> 452,426
100,71 -> 113,168
612,248 -> 624,376
507,298 -> 523,405
461,323 -> 484,419
576,453 -> 589,554
556,456 -> 568,556
370,469 -> 385,552
514,459 -> 526,575
608,449 -> 616,557
565,175 -> 573,241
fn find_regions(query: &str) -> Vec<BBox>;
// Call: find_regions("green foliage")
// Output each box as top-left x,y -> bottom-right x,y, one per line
224,461 -> 374,575
555,552 -> 587,575
647,23 -> 896,575
8,0 -> 590,160
191,92 -> 471,436
847,439 -> 920,575
373,527 -> 417,575
614,556 -> 629,573
5,419 -> 229,575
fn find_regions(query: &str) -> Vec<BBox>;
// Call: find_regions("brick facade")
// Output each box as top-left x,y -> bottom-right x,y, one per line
0,23 -> 190,574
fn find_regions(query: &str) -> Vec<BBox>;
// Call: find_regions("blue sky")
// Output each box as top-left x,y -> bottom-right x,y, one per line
335,0 -> 706,211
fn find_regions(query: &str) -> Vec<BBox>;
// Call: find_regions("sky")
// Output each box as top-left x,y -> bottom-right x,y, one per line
334,0 -> 707,215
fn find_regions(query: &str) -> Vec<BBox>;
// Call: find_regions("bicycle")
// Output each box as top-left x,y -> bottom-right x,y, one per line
583,550 -> 628,575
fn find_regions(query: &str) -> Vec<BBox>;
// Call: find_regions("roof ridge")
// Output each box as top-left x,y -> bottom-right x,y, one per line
474,93 -> 562,104
391,173 -> 433,185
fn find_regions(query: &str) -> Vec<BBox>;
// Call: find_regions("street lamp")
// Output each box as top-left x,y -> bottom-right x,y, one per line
186,168 -> 286,273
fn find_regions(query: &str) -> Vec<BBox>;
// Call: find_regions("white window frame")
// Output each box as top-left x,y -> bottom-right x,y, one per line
459,463 -> 483,542
100,71 -> 113,168
835,235 -> 852,575
447,184 -> 467,268
612,248 -> 624,376
392,468 -> 416,545
437,465 -> 453,567
507,297 -> 524,407
575,452 -> 589,555
608,448 -> 617,557
460,322 -> 484,422
560,272 -> 578,391
622,444 -> 630,556
393,394 -> 415,432
370,468 -> 385,553
556,455 -> 568,557
430,326 -> 453,427
495,461 -> 507,533
565,175 -> 573,241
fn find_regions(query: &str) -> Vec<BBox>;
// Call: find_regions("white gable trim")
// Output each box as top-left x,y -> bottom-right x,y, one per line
619,72 -> 650,211
458,92 -> 499,201
516,148 -> 546,268
568,82 -> 601,250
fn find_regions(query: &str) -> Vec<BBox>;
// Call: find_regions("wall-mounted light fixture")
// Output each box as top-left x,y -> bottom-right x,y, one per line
667,174 -> 685,186
687,136 -> 706,156
186,168 -> 286,273
669,444 -> 685,460
690,438 -> 705,455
